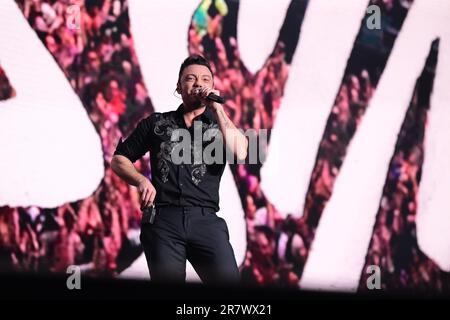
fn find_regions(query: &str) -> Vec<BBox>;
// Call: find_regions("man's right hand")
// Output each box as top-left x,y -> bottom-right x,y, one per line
137,176 -> 156,210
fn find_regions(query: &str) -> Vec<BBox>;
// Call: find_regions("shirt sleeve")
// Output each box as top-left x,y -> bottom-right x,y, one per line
113,114 -> 155,163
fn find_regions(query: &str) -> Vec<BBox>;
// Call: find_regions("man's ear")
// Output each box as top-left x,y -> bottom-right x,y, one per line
176,84 -> 181,94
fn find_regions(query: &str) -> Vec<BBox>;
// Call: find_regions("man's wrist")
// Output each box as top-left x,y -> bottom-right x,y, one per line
211,103 -> 223,113
136,175 -> 147,186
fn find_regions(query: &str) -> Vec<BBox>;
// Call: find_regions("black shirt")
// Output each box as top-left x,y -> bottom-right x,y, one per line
114,105 -> 226,211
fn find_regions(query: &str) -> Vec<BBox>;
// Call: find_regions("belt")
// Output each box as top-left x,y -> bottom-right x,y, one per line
156,205 -> 215,214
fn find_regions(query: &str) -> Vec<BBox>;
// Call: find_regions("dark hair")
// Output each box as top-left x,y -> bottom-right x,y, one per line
177,54 -> 213,85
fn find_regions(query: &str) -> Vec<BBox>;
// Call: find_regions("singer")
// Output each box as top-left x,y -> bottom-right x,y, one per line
110,55 -> 248,284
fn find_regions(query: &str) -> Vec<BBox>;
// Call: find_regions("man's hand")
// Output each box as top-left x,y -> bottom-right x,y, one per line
137,177 -> 156,210
193,87 -> 222,110
110,156 -> 157,209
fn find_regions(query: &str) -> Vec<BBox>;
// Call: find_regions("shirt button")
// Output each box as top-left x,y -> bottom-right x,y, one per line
180,165 -> 184,169
180,183 -> 183,187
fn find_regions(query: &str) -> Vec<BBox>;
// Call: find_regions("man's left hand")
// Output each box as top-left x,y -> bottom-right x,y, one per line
194,87 -> 222,111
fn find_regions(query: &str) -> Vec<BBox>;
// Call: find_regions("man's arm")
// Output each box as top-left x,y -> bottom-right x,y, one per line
110,155 -> 146,187
110,116 -> 157,209
196,87 -> 248,161
111,155 -> 156,209
212,103 -> 248,161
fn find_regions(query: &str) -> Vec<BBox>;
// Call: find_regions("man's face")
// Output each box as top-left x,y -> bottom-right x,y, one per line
178,64 -> 213,106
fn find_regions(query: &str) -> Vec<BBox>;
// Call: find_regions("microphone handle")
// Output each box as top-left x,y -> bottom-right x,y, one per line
207,93 -> 225,104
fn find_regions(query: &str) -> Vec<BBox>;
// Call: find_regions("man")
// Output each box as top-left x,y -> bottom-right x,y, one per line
111,55 -> 248,284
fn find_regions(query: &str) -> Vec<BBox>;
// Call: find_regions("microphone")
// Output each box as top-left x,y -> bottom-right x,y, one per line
192,88 -> 226,104
206,93 -> 225,104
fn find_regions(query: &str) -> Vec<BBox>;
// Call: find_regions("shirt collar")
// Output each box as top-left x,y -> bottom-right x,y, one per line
176,104 -> 215,125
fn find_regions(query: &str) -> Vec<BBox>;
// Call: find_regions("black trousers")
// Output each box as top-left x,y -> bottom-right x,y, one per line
139,206 -> 240,285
